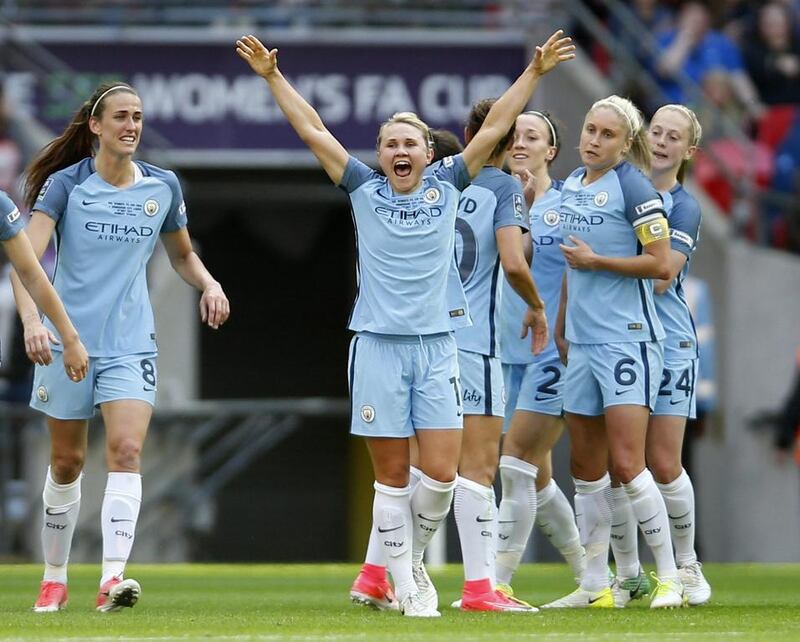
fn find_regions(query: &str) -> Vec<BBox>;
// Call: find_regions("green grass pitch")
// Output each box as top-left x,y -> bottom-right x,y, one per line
1,563 -> 799,640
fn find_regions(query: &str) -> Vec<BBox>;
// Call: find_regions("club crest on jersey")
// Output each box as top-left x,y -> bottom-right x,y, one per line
543,209 -> 560,226
513,193 -> 525,220
6,207 -> 20,224
144,199 -> 159,217
594,191 -> 609,207
423,188 -> 441,204
360,405 -> 376,423
36,386 -> 49,403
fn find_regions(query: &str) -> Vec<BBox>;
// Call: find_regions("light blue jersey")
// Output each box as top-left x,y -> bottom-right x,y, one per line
454,166 -> 527,356
34,159 -> 187,356
340,154 -> 471,335
0,190 -> 23,241
561,161 -> 666,344
656,184 -> 701,360
499,182 -> 564,364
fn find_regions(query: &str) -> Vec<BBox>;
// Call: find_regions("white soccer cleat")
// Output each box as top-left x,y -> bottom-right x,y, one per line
411,560 -> 438,611
540,586 -> 614,609
678,561 -> 711,606
400,592 -> 441,617
96,577 -> 141,612
649,573 -> 688,609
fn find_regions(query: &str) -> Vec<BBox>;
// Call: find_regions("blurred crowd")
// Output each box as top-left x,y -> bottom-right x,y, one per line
578,0 -> 800,253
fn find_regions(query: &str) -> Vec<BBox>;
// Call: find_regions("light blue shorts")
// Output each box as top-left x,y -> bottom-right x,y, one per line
348,332 -> 462,437
457,349 -> 504,417
31,351 -> 158,420
653,358 -> 698,419
563,341 -> 663,416
503,355 -> 565,429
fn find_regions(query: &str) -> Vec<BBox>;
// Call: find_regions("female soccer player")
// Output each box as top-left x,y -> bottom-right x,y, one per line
1,191 -> 87,380
540,95 -> 684,609
495,110 -> 585,597
609,104 -> 711,607
16,82 -> 230,613
450,100 -> 547,613
236,32 -> 574,616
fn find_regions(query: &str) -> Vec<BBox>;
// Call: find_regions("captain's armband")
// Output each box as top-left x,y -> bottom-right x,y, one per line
634,214 -> 670,246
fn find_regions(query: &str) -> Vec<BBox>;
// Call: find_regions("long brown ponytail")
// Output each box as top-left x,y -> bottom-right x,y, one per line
24,81 -> 137,209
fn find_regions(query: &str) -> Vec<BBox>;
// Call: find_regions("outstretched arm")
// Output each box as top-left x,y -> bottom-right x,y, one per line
8,215 -> 88,380
236,35 -> 349,185
462,30 -> 575,178
161,229 -> 230,330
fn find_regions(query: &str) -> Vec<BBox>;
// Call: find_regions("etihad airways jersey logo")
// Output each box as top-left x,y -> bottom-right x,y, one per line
6,207 -> 20,224
85,221 -> 154,243
374,205 -> 444,227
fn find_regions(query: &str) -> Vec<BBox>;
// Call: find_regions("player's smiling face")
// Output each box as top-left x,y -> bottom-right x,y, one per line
90,92 -> 143,158
648,109 -> 696,177
580,107 -> 630,175
508,113 -> 555,175
377,123 -> 433,194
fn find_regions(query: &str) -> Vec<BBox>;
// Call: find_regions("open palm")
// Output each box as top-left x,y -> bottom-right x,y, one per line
235,35 -> 278,77
532,30 -> 576,76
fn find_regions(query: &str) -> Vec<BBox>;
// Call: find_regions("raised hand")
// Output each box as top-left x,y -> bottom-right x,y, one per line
514,168 -> 537,209
531,30 -> 576,76
236,35 -> 279,78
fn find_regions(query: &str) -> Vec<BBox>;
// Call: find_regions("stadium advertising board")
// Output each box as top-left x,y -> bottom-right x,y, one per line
7,32 -> 526,166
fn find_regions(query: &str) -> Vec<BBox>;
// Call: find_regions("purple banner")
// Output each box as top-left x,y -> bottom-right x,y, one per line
19,38 -> 527,160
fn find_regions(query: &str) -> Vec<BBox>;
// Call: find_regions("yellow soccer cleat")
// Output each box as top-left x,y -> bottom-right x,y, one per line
541,586 -> 614,609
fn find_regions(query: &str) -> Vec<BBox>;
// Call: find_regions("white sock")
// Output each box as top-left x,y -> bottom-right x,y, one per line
622,468 -> 678,579
100,472 -> 141,585
373,481 -> 416,599
363,467 -> 422,569
410,472 -> 456,564
489,487 -> 498,588
536,479 -> 585,582
574,474 -> 613,593
496,456 -> 538,585
609,486 -> 641,579
454,476 -> 496,582
364,523 -> 386,567
41,467 -> 81,584
657,469 -> 697,567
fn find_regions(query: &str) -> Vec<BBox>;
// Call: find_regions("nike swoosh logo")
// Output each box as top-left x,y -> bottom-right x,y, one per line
534,394 -> 552,401
377,524 -> 403,533
615,389 -> 631,395
416,513 -> 442,522
611,522 -> 627,528
669,399 -> 684,405
668,510 -> 691,520
45,507 -> 71,516
638,514 -> 658,525
110,517 -> 134,523
82,200 -> 99,206
475,516 -> 493,523
497,520 -> 516,524
143,386 -> 156,392
588,595 -> 606,604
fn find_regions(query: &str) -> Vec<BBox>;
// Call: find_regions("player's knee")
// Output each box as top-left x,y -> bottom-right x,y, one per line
108,437 -> 142,471
648,458 -> 681,484
51,450 -> 85,482
609,457 -> 644,485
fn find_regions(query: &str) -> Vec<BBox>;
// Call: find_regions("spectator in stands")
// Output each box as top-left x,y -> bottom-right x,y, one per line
743,2 -> 800,106
653,1 -> 764,120
0,85 -> 23,200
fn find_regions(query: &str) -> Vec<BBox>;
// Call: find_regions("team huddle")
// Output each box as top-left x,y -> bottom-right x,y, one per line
0,27 -> 706,615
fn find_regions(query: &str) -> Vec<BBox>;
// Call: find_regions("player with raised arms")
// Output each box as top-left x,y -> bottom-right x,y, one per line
17,81 -> 230,613
236,32 -> 575,616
